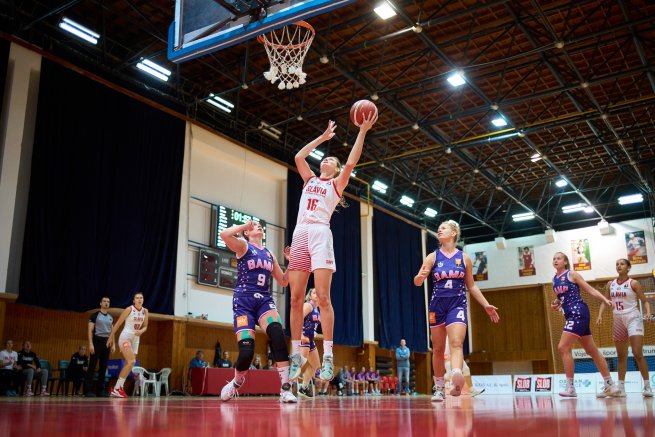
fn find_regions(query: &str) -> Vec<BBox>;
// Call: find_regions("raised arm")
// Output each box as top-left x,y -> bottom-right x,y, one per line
414,252 -> 436,286
219,221 -> 253,258
295,121 -> 336,182
570,271 -> 612,308
464,253 -> 500,323
335,113 -> 376,193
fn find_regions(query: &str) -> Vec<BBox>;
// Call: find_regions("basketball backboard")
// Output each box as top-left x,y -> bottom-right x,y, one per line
168,0 -> 356,63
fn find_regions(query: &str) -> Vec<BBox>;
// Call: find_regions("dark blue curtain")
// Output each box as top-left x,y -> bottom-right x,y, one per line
18,60 -> 185,314
0,39 -> 9,118
374,210 -> 427,352
285,170 -> 363,346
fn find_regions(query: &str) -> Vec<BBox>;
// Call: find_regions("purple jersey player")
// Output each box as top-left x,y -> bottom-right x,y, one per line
414,220 -> 499,403
219,220 -> 296,404
298,289 -> 321,399
550,252 -> 619,398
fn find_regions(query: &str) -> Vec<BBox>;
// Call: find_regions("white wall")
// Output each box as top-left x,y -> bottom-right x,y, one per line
174,123 -> 288,323
464,218 -> 655,289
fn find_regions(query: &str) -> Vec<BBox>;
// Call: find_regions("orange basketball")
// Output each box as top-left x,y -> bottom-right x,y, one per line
350,99 -> 378,127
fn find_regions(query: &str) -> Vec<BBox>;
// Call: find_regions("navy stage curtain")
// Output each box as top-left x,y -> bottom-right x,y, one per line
18,60 -> 185,314
374,210 -> 427,352
285,170 -> 363,346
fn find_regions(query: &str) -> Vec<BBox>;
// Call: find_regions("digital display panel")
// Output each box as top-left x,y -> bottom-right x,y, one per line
215,205 -> 266,249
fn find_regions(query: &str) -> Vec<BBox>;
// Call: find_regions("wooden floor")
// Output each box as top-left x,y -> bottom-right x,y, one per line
1,394 -> 653,436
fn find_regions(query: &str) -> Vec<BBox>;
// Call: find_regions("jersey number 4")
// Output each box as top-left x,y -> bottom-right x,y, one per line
307,198 -> 319,211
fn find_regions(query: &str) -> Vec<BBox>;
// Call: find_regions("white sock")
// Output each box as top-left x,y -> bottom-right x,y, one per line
277,365 -> 290,386
603,376 -> 613,385
566,377 -> 574,388
302,381 -> 309,389
115,377 -> 126,390
619,380 -> 625,388
435,377 -> 444,390
291,340 -> 301,355
644,379 -> 651,389
324,341 -> 333,356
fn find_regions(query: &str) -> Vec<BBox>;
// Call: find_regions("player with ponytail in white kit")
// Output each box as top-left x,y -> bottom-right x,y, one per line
108,292 -> 148,398
596,258 -> 653,397
288,114 -> 375,382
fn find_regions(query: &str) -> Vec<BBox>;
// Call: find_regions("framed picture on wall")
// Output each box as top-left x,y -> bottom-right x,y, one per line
625,230 -> 648,264
518,246 -> 536,277
571,239 -> 591,271
472,251 -> 488,281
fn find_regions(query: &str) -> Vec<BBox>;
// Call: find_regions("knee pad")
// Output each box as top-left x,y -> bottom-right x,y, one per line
235,338 -> 255,371
266,322 -> 288,363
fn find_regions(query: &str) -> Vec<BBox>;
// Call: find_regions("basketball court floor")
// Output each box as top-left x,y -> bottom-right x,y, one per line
1,394 -> 653,436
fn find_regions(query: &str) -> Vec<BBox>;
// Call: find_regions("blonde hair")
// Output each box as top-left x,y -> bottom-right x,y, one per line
440,220 -> 461,243
305,288 -> 315,302
555,252 -> 570,269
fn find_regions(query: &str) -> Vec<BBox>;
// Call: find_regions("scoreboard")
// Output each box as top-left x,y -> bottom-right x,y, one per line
215,204 -> 267,249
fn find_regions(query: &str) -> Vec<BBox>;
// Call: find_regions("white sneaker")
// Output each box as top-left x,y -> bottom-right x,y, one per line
24,389 -> 34,397
431,386 -> 445,402
220,379 -> 242,402
596,383 -> 621,398
559,386 -> 577,397
615,388 -> 627,397
288,353 -> 302,381
319,354 -> 334,381
450,371 -> 464,397
279,383 -> 297,403
643,386 -> 654,397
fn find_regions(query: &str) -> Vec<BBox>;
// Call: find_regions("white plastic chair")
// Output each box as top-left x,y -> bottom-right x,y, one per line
157,368 -> 171,396
132,367 -> 158,397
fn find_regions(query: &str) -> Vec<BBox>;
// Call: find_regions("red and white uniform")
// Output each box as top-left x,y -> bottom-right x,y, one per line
610,279 -> 643,341
289,176 -> 341,272
118,306 -> 146,354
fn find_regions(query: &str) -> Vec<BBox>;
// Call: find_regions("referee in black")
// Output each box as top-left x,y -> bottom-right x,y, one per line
84,296 -> 115,397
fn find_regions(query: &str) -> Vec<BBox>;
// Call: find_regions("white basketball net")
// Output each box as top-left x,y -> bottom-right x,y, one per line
259,21 -> 315,90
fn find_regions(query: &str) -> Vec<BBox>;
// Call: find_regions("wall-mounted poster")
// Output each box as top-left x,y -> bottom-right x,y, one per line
472,251 -> 488,281
518,246 -> 536,277
571,239 -> 591,271
625,230 -> 648,264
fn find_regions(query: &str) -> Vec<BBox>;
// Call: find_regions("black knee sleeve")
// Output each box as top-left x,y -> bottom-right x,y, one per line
235,338 -> 255,371
266,322 -> 288,363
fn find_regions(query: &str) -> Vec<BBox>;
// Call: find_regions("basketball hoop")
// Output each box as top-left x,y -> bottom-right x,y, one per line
258,21 -> 315,90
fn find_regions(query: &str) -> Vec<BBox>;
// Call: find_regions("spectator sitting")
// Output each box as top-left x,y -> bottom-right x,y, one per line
313,368 -> 328,395
263,358 -> 274,370
68,345 -> 89,396
189,350 -> 209,369
341,365 -> 353,395
216,351 -> 232,368
355,366 -> 367,395
0,340 -> 20,396
366,366 -> 381,395
329,367 -> 344,396
250,355 -> 262,370
17,341 -> 49,396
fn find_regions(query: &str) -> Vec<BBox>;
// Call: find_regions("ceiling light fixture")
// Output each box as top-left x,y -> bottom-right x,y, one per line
374,2 -> 396,20
59,17 -> 99,45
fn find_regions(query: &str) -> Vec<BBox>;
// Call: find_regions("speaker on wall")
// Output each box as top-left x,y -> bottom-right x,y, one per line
495,237 -> 507,250
545,228 -> 556,243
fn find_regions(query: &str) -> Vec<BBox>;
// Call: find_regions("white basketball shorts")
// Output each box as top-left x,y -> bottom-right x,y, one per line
118,332 -> 140,354
288,224 -> 336,272
613,310 -> 644,341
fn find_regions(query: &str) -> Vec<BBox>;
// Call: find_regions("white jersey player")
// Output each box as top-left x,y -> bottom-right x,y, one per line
108,292 -> 149,398
287,115 -> 376,383
597,259 -> 653,397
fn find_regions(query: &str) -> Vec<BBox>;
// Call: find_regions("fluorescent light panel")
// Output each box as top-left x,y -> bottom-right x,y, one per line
424,207 -> 438,218
562,203 -> 594,214
258,121 -> 281,140
512,212 -> 535,222
372,180 -> 388,194
400,195 -> 414,207
618,193 -> 643,205
530,153 -> 542,162
59,18 -> 99,45
136,59 -> 171,82
207,93 -> 234,113
374,2 -> 396,19
447,72 -> 465,87
491,117 -> 507,127
309,150 -> 324,161
555,179 -> 567,187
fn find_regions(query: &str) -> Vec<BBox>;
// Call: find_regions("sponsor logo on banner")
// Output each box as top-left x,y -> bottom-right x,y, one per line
535,376 -> 553,393
596,372 -> 643,394
472,375 -> 513,394
555,374 -> 595,394
514,377 -> 532,392
572,346 -> 655,359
